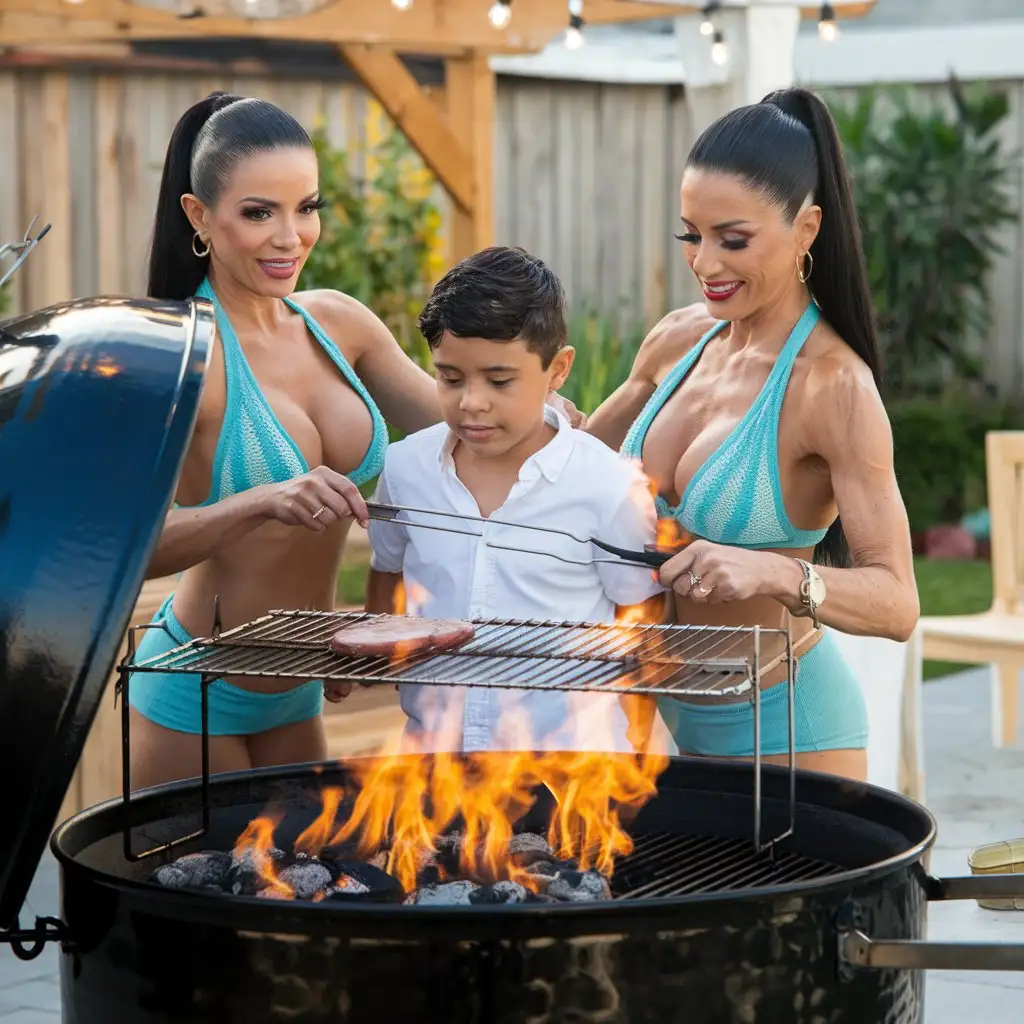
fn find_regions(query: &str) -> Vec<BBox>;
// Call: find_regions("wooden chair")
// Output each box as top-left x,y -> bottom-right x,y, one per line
919,432 -> 1024,748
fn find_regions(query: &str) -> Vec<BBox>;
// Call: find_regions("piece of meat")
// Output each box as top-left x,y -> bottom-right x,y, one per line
329,616 -> 475,659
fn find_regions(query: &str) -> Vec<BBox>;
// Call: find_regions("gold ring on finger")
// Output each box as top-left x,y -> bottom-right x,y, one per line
688,570 -> 702,590
312,504 -> 328,521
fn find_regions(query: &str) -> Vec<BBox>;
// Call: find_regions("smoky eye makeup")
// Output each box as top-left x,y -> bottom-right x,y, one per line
673,230 -> 750,251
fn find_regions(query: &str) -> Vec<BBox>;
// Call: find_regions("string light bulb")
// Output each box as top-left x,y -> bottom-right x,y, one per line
488,0 -> 511,30
391,0 -> 413,10
699,2 -> 719,37
818,2 -> 839,42
564,0 -> 585,50
710,29 -> 729,66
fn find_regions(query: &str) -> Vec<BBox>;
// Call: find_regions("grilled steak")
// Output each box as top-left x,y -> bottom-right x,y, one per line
329,616 -> 476,658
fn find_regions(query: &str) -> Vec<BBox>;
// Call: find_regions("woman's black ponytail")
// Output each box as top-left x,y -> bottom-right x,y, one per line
765,89 -> 882,569
687,87 -> 883,569
147,92 -> 241,301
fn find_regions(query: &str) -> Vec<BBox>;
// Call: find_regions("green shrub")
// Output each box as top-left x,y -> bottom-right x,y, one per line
299,122 -> 442,365
559,310 -> 645,414
889,395 -> 1024,530
829,79 -> 1019,396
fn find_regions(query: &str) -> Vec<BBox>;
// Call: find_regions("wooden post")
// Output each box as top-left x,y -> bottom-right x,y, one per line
444,51 -> 495,263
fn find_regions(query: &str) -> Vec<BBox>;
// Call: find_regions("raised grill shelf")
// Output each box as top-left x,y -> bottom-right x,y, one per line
129,609 -> 791,699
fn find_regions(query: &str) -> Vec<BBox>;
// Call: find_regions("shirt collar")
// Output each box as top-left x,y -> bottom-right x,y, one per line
437,403 -> 575,484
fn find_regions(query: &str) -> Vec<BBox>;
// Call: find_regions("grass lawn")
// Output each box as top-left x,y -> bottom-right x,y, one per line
337,548 -> 993,681
914,554 -> 992,680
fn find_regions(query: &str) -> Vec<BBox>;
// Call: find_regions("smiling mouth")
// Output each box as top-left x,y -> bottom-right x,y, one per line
702,281 -> 743,301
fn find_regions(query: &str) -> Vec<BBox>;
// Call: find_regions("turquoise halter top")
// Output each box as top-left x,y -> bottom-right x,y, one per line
620,302 -> 830,550
181,279 -> 388,508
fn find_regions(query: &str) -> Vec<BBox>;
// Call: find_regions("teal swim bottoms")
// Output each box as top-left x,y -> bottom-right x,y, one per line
657,630 -> 868,756
127,594 -> 324,736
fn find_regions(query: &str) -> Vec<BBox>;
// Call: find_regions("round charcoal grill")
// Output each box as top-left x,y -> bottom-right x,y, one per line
41,754 -> 1024,1024
5,292 -> 1024,1024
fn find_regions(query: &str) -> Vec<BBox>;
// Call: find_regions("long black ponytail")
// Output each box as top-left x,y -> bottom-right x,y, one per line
147,90 -> 312,301
686,87 -> 882,568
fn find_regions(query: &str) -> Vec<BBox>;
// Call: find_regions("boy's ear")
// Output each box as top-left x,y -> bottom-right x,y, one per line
547,346 -> 575,392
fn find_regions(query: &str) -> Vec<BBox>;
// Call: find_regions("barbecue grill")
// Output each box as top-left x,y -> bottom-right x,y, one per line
5,293 -> 1024,1024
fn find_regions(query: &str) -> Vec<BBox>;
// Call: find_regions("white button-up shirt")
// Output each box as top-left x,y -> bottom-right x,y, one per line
368,407 -> 672,754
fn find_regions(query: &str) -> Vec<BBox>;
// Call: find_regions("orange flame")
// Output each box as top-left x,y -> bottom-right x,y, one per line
233,592 -> 672,899
233,811 -> 293,898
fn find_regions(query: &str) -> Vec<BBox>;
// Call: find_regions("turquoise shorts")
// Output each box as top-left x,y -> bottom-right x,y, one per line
127,594 -> 324,736
657,630 -> 868,756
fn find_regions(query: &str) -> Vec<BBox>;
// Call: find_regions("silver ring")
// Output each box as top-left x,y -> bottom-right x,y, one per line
312,504 -> 328,521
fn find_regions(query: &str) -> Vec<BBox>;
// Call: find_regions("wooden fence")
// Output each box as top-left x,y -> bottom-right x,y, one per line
1,61 -> 1022,393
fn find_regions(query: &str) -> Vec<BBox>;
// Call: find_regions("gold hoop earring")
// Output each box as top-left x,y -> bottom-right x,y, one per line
192,232 -> 211,259
797,251 -> 813,284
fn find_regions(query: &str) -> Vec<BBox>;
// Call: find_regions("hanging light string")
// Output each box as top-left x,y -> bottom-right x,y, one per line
564,0 -> 585,50
818,2 -> 839,42
699,1 -> 720,37
488,0 -> 512,30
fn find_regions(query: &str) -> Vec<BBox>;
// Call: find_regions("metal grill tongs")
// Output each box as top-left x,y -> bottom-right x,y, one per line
366,501 -> 683,569
0,215 -> 51,290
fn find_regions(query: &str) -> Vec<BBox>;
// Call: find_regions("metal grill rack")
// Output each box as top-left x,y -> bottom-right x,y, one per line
117,611 -> 796,862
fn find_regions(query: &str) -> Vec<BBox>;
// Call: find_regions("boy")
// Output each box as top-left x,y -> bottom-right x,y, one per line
366,246 -> 668,753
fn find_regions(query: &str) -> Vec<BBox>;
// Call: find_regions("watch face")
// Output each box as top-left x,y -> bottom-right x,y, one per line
809,573 -> 826,605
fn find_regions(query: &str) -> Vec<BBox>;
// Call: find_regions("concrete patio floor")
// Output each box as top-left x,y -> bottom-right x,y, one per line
2,667 -> 1023,1022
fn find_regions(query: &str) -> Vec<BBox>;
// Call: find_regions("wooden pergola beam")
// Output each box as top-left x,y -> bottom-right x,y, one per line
340,45 -> 474,215
0,0 -> 684,54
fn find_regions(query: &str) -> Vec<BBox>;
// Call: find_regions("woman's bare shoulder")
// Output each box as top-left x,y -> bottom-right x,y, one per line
288,288 -> 392,357
632,303 -> 718,385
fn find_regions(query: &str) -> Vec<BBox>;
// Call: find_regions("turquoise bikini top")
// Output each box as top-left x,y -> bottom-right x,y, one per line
620,302 -> 830,550
180,278 -> 388,508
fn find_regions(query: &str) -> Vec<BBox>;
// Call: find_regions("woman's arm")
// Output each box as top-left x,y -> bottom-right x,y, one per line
147,467 -> 370,579
765,362 -> 919,641
659,361 -> 919,642
303,290 -> 442,436
585,304 -> 716,448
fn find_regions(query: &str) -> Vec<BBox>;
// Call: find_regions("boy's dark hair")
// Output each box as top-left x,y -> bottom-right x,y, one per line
417,246 -> 567,367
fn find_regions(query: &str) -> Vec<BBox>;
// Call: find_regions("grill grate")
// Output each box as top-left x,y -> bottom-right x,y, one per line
611,832 -> 842,899
129,610 -> 791,699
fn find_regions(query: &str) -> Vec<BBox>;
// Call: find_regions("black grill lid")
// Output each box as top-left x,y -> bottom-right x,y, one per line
0,295 -> 213,926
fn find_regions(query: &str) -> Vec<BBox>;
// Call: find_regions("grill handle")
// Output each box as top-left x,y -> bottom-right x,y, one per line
838,873 -> 1024,975
839,930 -> 1024,972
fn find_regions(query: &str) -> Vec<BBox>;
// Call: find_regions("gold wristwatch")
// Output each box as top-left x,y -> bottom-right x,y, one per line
794,558 -> 826,629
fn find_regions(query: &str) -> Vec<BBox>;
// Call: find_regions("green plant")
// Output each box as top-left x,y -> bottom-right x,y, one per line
559,310 -> 645,414
299,123 -> 442,363
0,283 -> 10,317
888,395 -> 1024,530
830,78 -> 1019,396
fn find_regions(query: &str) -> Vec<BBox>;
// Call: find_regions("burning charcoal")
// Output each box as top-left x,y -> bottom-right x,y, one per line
256,888 -> 291,900
508,832 -> 553,868
432,832 -> 464,876
318,854 -> 405,900
277,860 -> 333,900
320,875 -> 372,900
149,851 -> 232,891
227,846 -> 286,896
469,881 -> 530,905
545,869 -> 612,903
403,880 -> 479,906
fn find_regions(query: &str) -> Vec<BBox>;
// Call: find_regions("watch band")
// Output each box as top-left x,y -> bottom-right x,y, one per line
795,558 -> 821,629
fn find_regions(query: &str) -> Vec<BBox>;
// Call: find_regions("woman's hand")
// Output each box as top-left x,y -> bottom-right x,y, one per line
258,466 -> 370,532
658,540 -> 784,605
324,681 -> 353,703
546,390 -> 587,429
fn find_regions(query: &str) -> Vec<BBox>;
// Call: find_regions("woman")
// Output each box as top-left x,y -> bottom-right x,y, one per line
587,88 -> 920,782
127,92 -> 441,789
